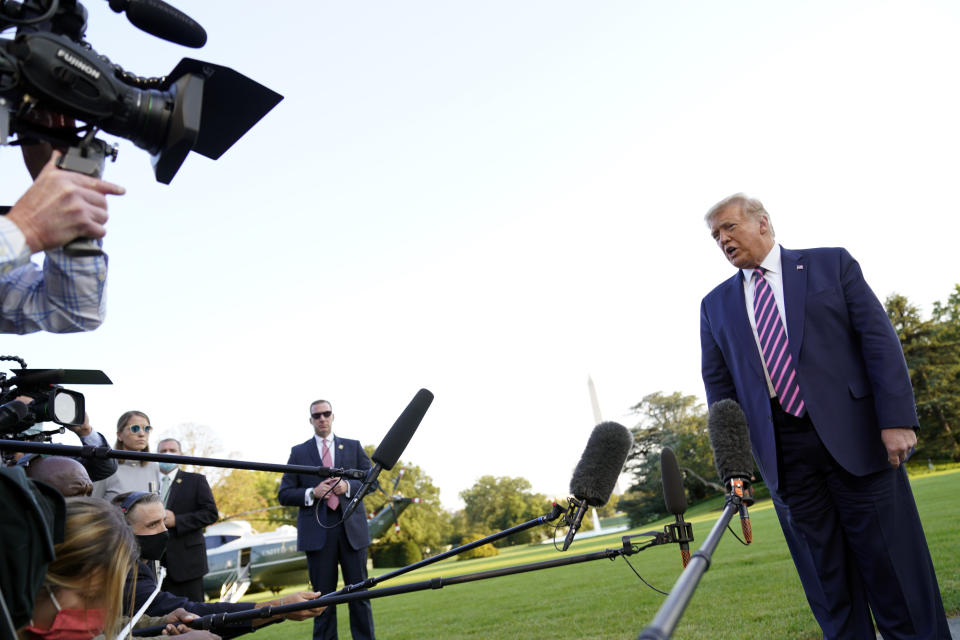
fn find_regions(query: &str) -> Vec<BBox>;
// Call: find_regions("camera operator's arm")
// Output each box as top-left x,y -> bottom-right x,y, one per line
66,413 -> 118,482
7,150 -> 123,252
0,151 -> 124,333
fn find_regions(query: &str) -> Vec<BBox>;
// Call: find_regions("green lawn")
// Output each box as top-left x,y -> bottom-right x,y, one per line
245,469 -> 959,639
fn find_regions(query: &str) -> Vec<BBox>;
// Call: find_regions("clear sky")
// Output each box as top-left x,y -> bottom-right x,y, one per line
4,1 -> 959,510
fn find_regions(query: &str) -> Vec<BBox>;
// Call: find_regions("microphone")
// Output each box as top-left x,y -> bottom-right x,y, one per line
707,399 -> 755,543
660,447 -> 692,567
562,421 -> 632,551
341,389 -> 433,521
108,0 -> 208,48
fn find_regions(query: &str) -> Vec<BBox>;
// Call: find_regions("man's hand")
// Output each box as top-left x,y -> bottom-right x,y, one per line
312,478 -> 345,499
163,608 -> 197,626
65,412 -> 93,438
251,590 -> 325,626
881,427 -> 917,468
164,509 -> 177,528
160,608 -> 221,637
279,591 -> 325,621
7,151 -> 125,253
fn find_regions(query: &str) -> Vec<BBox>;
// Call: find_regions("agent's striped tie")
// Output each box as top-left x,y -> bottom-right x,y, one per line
753,268 -> 805,416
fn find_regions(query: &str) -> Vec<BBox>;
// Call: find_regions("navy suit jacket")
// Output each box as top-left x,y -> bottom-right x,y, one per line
162,470 -> 219,582
276,436 -> 371,552
700,246 -> 918,492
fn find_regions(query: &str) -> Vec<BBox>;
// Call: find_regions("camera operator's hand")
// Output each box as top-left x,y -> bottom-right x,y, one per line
65,412 -> 93,438
6,151 -> 125,253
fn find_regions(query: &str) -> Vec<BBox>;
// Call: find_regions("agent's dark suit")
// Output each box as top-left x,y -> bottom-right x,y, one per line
701,246 -> 949,639
277,436 -> 373,640
160,469 -> 219,601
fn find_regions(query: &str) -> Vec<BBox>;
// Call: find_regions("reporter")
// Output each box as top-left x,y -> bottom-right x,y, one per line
20,496 -> 220,640
115,492 -> 326,638
92,411 -> 160,502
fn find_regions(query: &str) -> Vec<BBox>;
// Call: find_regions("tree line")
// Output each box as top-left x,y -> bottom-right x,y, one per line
195,285 -> 958,564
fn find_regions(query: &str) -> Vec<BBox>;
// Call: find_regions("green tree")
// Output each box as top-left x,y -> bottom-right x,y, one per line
458,476 -> 553,547
363,447 -> 452,557
887,286 -> 960,460
212,470 -> 296,532
621,392 -> 722,526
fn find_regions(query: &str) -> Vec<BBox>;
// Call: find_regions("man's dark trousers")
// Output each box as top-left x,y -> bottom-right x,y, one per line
770,400 -> 949,640
307,503 -> 374,640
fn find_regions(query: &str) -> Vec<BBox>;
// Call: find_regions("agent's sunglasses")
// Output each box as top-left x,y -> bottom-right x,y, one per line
311,411 -> 333,419
127,424 -> 152,433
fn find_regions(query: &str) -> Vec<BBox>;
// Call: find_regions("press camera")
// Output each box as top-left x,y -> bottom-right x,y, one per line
0,357 -> 111,439
0,0 -> 282,184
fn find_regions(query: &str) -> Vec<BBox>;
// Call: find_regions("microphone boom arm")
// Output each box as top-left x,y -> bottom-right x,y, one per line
637,487 -> 750,640
0,439 -> 367,479
134,527 -> 669,636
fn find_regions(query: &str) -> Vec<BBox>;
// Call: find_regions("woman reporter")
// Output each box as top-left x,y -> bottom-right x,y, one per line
21,496 -> 220,640
93,411 -> 161,502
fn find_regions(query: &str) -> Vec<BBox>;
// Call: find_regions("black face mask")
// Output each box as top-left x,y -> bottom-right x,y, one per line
136,531 -> 169,561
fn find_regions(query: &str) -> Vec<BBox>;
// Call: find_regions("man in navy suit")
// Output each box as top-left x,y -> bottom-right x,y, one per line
156,438 -> 220,602
278,399 -> 375,640
700,194 -> 949,639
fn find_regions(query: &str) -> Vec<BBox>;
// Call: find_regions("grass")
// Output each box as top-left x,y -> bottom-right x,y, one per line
244,469 -> 959,639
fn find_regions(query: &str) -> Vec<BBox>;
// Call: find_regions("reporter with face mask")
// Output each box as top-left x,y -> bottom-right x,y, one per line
20,496 -> 220,640
115,492 -> 326,638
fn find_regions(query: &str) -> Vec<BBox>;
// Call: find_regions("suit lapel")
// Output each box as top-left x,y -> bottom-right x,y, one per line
165,472 -> 181,506
723,271 -> 764,378
781,247 -> 807,358
307,437 -> 323,467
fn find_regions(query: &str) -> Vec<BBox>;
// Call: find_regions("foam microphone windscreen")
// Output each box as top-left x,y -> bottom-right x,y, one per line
660,447 -> 687,515
371,389 -> 434,470
707,398 -> 754,483
569,422 -> 633,507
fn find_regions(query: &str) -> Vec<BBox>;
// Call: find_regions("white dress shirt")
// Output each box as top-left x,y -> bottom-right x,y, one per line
741,244 -> 789,398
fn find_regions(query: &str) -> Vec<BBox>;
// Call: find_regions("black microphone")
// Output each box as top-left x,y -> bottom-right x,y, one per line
660,446 -> 692,567
341,389 -> 434,521
108,0 -> 208,48
562,421 -> 632,551
707,398 -> 755,543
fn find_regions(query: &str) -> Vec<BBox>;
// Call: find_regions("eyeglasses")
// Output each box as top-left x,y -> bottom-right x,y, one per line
311,411 -> 333,419
127,424 -> 152,433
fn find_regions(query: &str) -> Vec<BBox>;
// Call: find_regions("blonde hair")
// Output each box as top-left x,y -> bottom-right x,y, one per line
704,193 -> 776,238
115,410 -> 151,465
44,497 -> 138,640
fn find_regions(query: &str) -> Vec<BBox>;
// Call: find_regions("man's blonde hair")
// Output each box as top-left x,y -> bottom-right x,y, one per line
705,193 -> 775,238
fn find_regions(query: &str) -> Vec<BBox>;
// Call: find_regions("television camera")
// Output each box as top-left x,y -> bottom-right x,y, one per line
0,356 -> 111,463
1,0 -> 282,252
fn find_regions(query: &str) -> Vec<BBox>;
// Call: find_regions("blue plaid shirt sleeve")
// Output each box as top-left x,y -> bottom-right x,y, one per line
0,216 -> 108,334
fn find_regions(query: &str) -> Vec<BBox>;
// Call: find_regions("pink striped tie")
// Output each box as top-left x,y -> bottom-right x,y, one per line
321,440 -> 340,510
753,269 -> 805,417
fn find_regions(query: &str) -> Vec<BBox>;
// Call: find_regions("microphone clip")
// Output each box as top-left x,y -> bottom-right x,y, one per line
724,477 -> 755,507
663,516 -> 694,548
561,497 -> 583,528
